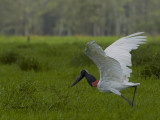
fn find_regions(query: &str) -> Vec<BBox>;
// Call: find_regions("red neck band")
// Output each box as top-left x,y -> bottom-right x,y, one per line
92,80 -> 99,87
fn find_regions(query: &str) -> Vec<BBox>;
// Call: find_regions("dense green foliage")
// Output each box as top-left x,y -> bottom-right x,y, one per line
0,0 -> 160,35
0,36 -> 160,119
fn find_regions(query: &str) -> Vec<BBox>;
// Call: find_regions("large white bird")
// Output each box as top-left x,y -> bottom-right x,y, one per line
71,32 -> 147,107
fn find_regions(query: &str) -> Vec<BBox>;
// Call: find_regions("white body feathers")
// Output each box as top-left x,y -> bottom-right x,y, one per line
85,32 -> 147,96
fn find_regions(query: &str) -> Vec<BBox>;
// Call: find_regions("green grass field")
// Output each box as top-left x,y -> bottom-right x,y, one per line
0,35 -> 160,120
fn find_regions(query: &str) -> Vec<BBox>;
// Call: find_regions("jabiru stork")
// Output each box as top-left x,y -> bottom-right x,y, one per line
70,32 -> 147,107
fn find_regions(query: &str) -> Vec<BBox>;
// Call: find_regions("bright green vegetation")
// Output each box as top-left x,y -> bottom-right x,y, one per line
0,36 -> 160,120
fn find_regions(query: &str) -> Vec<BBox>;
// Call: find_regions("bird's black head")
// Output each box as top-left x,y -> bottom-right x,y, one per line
70,70 -> 98,87
81,70 -> 87,75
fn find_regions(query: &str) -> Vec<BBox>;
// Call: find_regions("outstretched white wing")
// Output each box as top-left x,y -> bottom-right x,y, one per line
85,40 -> 123,83
104,32 -> 147,81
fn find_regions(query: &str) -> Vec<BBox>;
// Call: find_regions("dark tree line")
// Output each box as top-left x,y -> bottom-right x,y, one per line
0,0 -> 160,36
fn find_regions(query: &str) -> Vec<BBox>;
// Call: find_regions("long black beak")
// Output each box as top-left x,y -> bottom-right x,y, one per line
70,71 -> 85,87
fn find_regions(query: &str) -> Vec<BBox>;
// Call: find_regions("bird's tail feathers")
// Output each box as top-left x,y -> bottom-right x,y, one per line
124,82 -> 140,87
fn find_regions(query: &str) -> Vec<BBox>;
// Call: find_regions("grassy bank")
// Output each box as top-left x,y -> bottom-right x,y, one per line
0,35 -> 159,120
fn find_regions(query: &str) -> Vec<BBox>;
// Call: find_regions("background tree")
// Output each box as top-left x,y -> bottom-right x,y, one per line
0,0 -> 159,36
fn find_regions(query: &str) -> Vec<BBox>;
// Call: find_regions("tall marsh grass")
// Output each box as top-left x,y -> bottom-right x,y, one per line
0,36 -> 159,119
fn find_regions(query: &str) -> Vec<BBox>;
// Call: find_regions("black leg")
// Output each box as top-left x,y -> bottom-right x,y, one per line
121,95 -> 132,107
131,86 -> 137,107
121,86 -> 137,107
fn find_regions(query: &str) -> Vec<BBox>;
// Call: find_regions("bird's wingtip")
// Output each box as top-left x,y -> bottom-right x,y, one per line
86,40 -> 95,47
126,32 -> 145,38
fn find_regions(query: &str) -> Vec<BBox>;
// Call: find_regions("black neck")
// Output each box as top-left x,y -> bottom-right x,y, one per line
81,70 -> 97,86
